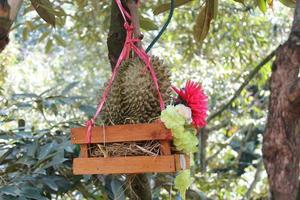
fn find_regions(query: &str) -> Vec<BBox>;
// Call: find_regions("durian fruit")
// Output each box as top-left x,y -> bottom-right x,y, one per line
121,56 -> 171,124
100,63 -> 128,125
101,56 -> 171,125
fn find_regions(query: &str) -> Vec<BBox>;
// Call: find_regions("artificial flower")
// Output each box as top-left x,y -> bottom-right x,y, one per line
172,80 -> 208,128
175,169 -> 193,200
175,104 -> 192,124
160,105 -> 186,129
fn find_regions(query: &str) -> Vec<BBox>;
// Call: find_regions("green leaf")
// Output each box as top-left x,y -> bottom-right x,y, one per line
43,177 -> 58,191
22,28 -> 29,41
51,7 -> 67,17
31,0 -> 56,26
24,4 -> 35,14
12,93 -> 38,99
193,0 -> 218,43
35,99 -> 44,114
50,104 -> 58,116
140,15 -> 158,31
257,0 -> 267,13
39,85 -> 57,96
45,39 -> 53,53
76,0 -> 87,7
79,105 -> 96,116
193,4 -> 210,42
54,35 -> 66,47
61,81 -> 80,95
279,0 -> 295,7
38,31 -> 50,42
20,187 -> 47,200
38,142 -> 56,160
211,0 -> 218,19
27,142 -> 39,158
153,0 -> 193,15
0,186 -> 20,197
234,0 -> 245,4
42,149 -> 67,169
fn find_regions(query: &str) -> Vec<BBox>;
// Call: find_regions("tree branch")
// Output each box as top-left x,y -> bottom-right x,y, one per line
126,0 -> 142,48
206,120 -> 231,132
198,128 -> 208,172
6,0 -> 23,21
107,0 -> 127,69
205,131 -> 238,164
242,159 -> 263,200
196,120 -> 230,172
236,124 -> 254,165
126,0 -> 141,37
207,49 -> 277,122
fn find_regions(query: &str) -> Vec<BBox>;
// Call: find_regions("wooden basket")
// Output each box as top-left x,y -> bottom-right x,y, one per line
71,122 -> 190,174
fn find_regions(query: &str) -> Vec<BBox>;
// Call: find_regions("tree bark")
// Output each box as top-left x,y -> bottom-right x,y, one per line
0,0 -> 11,52
107,0 -> 126,69
262,1 -> 300,199
106,1 -> 151,199
0,0 -> 22,52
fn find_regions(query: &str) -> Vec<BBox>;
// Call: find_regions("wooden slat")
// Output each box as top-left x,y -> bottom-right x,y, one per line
71,122 -> 171,144
79,145 -> 88,158
73,155 -> 176,174
175,154 -> 190,171
160,140 -> 171,155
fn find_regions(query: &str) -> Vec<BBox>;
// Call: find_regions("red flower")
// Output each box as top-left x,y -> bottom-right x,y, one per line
172,80 -> 208,128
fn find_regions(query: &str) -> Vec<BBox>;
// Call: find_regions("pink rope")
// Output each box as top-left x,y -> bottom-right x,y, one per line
115,0 -> 131,22
85,0 -> 165,143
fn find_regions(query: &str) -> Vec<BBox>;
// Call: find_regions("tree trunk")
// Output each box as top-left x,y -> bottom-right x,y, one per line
0,0 -> 11,52
107,0 -> 126,70
262,1 -> 300,199
0,0 -> 22,52
106,1 -> 152,199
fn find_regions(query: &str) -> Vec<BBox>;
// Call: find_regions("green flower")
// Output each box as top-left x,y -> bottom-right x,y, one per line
160,105 -> 186,129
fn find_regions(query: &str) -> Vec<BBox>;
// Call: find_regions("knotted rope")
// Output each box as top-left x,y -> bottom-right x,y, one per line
85,0 -> 166,143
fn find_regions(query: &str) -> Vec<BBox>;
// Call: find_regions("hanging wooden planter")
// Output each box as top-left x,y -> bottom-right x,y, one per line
71,122 -> 190,174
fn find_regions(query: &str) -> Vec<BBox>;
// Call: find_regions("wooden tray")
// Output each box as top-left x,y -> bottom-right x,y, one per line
71,122 -> 190,174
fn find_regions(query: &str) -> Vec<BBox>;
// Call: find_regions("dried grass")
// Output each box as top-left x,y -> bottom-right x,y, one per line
89,141 -> 161,157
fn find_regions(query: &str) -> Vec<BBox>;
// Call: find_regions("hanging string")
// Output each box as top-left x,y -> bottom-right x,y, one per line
85,0 -> 165,143
146,0 -> 175,53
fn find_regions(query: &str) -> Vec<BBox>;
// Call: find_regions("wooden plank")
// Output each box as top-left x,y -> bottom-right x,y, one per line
175,154 -> 190,171
71,122 -> 171,144
160,140 -> 171,155
80,145 -> 88,158
73,155 -> 176,174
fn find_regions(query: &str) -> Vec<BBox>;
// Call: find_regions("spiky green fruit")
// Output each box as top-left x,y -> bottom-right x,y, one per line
101,56 -> 171,125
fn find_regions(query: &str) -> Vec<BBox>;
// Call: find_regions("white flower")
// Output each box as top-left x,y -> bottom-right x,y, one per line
175,104 -> 192,124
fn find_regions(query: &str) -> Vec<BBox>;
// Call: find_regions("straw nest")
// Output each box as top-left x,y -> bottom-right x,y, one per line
89,141 -> 161,157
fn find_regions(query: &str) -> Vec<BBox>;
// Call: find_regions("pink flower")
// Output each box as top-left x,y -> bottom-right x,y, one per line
172,80 -> 208,128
